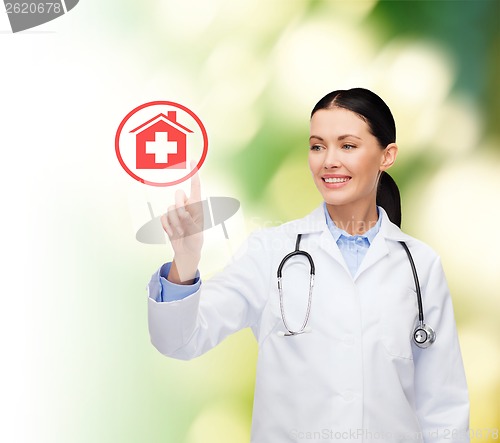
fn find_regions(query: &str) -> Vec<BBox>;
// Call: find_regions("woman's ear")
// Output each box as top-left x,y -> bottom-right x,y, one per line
380,143 -> 398,171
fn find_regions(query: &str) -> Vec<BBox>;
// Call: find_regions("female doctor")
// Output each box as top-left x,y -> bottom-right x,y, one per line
147,88 -> 469,442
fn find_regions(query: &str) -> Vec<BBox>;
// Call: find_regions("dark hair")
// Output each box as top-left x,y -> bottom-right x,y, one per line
311,87 -> 402,227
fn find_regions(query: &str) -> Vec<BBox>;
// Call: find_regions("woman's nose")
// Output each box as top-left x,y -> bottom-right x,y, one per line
324,148 -> 341,168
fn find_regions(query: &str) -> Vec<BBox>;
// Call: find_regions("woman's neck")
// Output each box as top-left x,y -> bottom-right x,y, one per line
325,202 -> 379,235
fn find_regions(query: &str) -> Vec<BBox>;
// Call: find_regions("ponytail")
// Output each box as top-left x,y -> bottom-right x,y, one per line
376,172 -> 402,228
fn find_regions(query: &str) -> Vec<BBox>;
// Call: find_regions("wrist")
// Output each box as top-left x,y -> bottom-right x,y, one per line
173,253 -> 201,270
169,257 -> 200,285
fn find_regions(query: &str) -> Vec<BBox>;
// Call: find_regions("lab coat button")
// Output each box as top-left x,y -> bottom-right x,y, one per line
343,391 -> 355,402
343,335 -> 354,346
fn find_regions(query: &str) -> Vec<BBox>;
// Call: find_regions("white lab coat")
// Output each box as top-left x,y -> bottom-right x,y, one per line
148,205 -> 469,443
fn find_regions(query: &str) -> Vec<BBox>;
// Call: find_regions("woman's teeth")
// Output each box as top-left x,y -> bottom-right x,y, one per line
324,177 -> 349,183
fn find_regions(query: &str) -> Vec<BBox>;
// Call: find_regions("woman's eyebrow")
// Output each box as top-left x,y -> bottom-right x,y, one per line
309,134 -> 362,141
309,135 -> 324,141
338,134 -> 362,140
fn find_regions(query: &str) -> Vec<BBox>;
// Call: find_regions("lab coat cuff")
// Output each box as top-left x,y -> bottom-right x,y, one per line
147,285 -> 202,357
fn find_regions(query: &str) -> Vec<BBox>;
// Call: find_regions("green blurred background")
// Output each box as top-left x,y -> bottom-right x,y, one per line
1,0 -> 499,442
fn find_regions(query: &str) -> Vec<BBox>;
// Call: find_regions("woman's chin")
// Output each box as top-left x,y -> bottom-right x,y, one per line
318,190 -> 351,207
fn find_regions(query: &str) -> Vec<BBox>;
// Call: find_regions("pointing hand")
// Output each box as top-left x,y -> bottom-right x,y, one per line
160,163 -> 204,283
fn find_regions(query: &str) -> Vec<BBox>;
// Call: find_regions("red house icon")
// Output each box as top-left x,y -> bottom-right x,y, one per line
130,112 -> 193,169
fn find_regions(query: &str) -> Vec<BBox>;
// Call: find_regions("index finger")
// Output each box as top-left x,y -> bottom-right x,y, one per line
189,160 -> 202,202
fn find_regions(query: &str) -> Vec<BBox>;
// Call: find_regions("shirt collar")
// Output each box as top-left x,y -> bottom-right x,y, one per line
287,203 -> 411,242
323,202 -> 382,245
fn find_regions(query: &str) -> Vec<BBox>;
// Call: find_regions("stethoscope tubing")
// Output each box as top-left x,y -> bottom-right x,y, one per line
399,241 -> 424,323
277,234 -> 435,347
277,234 -> 315,336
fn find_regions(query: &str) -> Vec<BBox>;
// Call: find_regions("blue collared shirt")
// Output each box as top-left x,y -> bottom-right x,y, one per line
323,203 -> 382,277
152,205 -> 382,302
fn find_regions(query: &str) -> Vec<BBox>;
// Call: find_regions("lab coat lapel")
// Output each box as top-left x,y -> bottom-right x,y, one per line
294,205 -> 350,274
293,205 -> 413,278
318,229 -> 350,273
354,208 -> 412,280
353,233 -> 389,280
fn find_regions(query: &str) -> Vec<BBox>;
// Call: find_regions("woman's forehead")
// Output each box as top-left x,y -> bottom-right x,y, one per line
310,108 -> 371,136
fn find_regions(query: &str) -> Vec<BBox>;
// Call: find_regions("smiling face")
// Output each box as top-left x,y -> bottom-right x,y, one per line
309,107 -> 398,212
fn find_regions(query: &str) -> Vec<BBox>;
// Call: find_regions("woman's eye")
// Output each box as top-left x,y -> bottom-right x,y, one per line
310,145 -> 322,151
342,144 -> 356,150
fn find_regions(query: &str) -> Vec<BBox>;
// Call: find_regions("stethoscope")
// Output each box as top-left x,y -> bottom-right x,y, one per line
276,234 -> 436,348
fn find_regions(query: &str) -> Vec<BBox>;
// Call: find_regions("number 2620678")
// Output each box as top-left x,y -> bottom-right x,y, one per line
5,3 -> 62,14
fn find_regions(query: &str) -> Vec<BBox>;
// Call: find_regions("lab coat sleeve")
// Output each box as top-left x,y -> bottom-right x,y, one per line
147,230 -> 271,360
413,256 -> 470,443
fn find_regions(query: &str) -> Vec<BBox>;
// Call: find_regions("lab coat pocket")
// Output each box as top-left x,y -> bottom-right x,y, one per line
381,287 -> 418,360
257,302 -> 282,345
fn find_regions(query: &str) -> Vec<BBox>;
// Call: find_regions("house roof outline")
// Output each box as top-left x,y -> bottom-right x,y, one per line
130,113 -> 193,135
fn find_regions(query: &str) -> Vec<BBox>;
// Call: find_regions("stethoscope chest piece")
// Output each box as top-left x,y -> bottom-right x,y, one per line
413,322 -> 436,348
